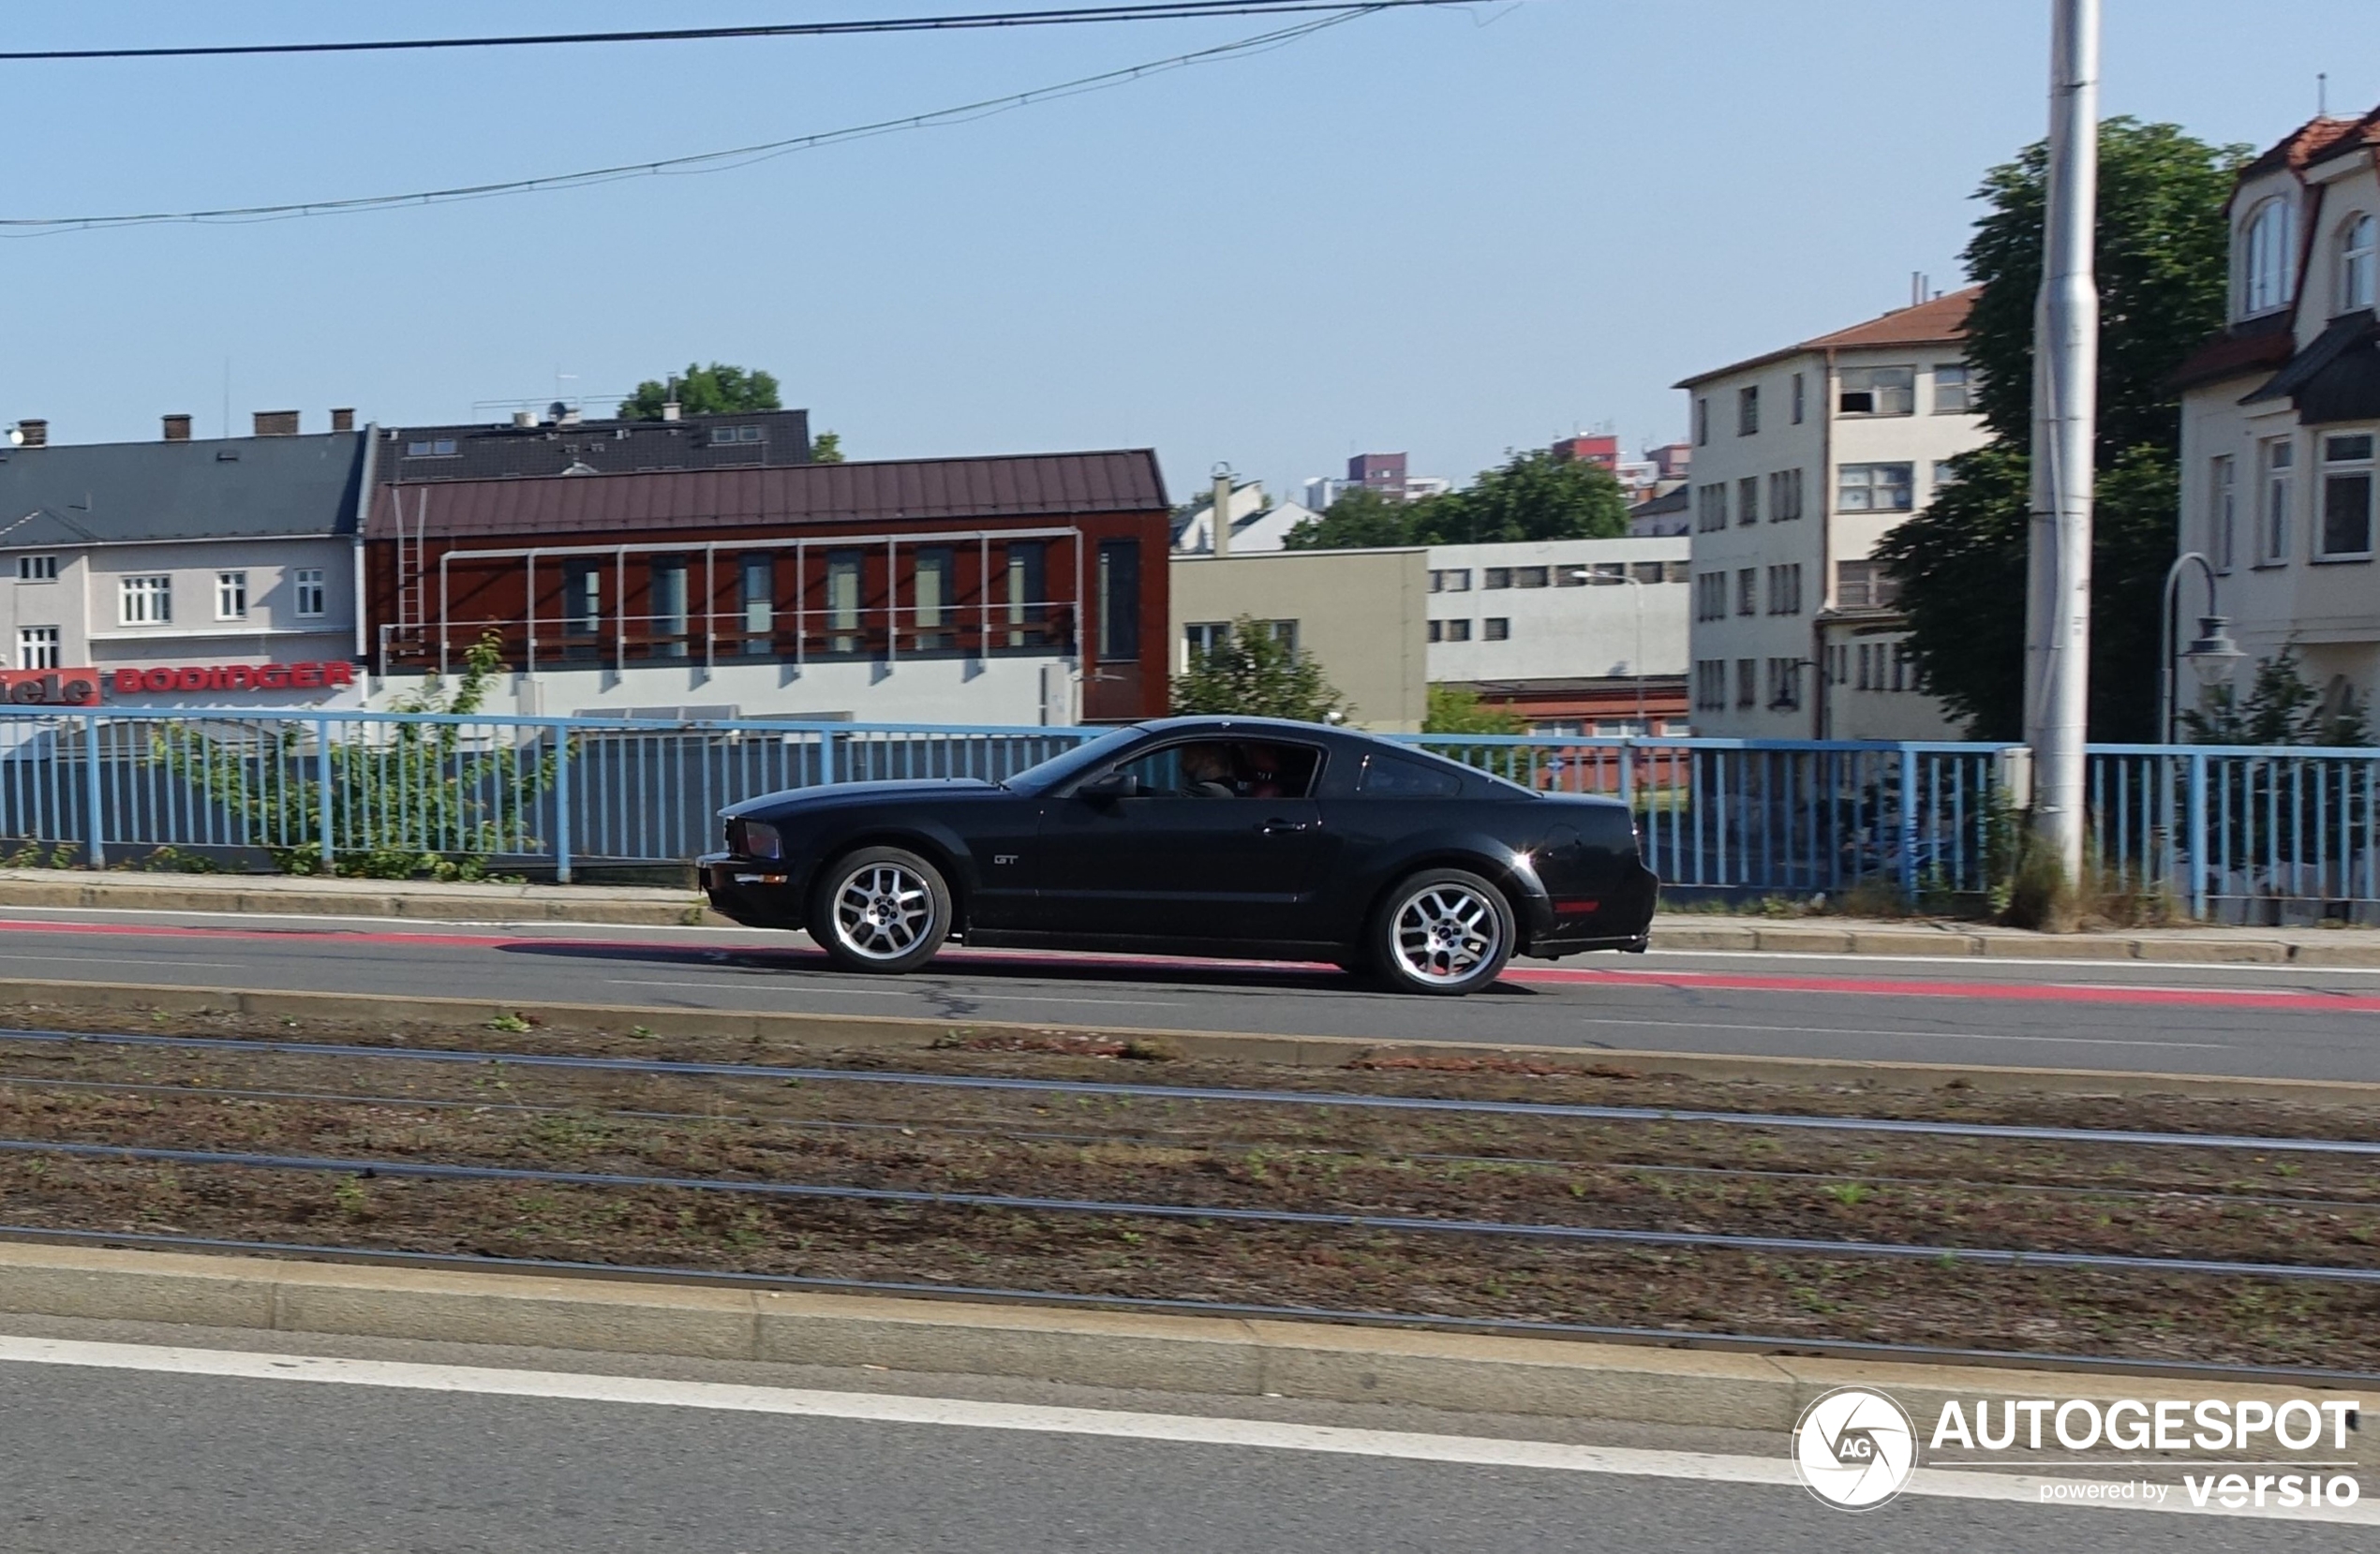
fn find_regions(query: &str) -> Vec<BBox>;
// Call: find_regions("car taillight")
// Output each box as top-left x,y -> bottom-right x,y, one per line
731,819 -> 782,860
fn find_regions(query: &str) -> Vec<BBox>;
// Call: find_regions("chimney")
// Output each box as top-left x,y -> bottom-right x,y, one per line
329,407 -> 355,433
162,414 -> 193,442
512,410 -> 536,429
252,409 -> 300,437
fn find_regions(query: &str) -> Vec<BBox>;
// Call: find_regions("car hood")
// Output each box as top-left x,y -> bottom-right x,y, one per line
723,777 -> 1003,819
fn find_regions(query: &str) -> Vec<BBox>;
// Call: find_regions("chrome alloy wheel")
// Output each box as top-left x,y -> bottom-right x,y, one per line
1391,882 -> 1503,986
830,862 -> 938,962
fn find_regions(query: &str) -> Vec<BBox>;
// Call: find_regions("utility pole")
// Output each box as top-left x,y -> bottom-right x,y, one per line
2024,0 -> 2099,886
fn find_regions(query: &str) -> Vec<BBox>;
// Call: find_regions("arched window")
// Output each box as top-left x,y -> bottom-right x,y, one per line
2241,198 -> 2295,317
2342,212 -> 2378,314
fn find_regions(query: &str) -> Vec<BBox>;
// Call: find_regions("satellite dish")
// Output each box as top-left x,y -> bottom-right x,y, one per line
5,429 -> 22,447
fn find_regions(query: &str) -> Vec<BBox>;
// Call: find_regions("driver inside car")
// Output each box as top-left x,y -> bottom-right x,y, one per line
1178,744 -> 1236,798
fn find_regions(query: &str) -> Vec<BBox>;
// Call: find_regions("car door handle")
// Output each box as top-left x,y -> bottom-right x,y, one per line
1258,818 -> 1312,834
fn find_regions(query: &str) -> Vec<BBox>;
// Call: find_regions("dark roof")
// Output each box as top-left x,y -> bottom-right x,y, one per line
1677,287 -> 1979,387
2165,311 -> 2298,392
382,408 -> 812,483
2243,309 -> 2380,423
0,431 -> 367,548
1628,485 -> 1690,517
367,449 -> 1170,540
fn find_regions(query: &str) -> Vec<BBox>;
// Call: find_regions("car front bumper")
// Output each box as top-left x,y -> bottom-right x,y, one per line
698,851 -> 809,929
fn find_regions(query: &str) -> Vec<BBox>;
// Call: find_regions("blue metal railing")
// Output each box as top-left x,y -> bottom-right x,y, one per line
1,706 -> 2375,918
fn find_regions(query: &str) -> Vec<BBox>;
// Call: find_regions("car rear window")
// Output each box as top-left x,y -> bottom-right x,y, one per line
1358,751 -> 1465,797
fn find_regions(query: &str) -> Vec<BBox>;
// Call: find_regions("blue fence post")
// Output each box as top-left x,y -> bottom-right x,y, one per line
822,728 -> 840,785
81,712 -> 105,869
553,724 -> 573,885
316,717 -> 335,872
2187,748 -> 2209,920
1897,746 -> 1919,902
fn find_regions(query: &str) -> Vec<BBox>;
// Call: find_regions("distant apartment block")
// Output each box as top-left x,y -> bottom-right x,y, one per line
1302,451 -> 1450,511
1675,290 -> 1988,738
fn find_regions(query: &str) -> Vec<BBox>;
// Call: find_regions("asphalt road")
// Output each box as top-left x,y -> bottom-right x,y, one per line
0,1325 -> 2365,1553
2,905 -> 2379,1083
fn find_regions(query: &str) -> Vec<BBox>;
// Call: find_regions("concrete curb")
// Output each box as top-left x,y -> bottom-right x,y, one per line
8,867 -> 2380,965
4,974 -> 2378,1104
0,1241 -> 2365,1454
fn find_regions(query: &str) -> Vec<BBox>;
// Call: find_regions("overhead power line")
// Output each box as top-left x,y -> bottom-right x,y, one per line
0,8 -> 1393,235
0,1 -> 1446,61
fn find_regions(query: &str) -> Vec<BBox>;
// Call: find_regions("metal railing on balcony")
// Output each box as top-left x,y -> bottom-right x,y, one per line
379,603 -> 1082,677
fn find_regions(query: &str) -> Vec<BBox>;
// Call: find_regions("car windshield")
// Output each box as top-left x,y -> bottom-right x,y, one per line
999,727 -> 1146,793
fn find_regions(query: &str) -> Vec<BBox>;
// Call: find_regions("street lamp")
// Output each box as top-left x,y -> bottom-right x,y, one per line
2159,552 -> 2245,743
1574,568 -> 1647,730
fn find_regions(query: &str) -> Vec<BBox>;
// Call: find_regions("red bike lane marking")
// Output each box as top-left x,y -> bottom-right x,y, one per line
0,917 -> 2371,1012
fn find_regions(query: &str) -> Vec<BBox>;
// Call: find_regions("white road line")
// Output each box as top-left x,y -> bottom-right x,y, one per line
0,1336 -> 2365,1521
1563,1017 -> 2232,1050
1646,947 -> 2380,979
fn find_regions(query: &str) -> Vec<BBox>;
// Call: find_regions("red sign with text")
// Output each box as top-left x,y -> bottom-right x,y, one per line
0,669 -> 102,705
112,661 -> 357,695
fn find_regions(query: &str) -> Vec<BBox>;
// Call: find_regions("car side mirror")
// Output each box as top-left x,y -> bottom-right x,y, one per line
1078,771 -> 1141,802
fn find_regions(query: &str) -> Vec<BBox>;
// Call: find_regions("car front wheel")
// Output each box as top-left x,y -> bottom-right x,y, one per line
810,846 -> 952,973
1366,868 -> 1515,995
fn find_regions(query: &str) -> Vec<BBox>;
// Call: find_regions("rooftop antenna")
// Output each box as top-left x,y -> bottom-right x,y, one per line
2318,72 -> 2328,116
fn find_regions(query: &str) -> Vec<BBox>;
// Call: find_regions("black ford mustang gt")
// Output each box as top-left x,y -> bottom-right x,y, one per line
699,715 -> 1658,995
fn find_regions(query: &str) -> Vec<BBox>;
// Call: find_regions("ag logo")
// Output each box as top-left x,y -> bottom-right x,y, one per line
1792,1386 -> 1918,1511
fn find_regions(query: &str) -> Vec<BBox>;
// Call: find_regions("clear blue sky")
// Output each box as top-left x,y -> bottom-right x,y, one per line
3,2 -> 2371,503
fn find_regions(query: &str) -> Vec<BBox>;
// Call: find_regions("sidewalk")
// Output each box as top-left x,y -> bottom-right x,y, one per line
3,867 -> 2378,966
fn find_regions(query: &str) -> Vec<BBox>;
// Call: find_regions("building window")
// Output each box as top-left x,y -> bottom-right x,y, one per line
2209,455 -> 2236,573
1440,618 -> 1471,643
826,550 -> 864,653
1765,657 -> 1802,711
2319,432 -> 2375,560
1791,372 -> 1806,425
1694,659 -> 1726,711
2241,197 -> 2295,317
404,438 -> 459,457
2342,213 -> 2378,314
16,626 -> 59,670
1429,568 -> 1471,593
1767,468 -> 1804,522
120,574 -> 171,626
15,555 -> 57,582
1481,567 -> 1512,589
709,425 -> 766,446
2259,437 -> 2295,564
1891,642 -> 1914,692
1735,659 -> 1757,709
1764,563 -> 1803,615
1630,560 -> 1663,584
1835,558 -> 1898,610
1736,476 -> 1760,525
293,567 -> 326,618
1512,566 -> 1549,588
1664,559 -> 1690,583
1004,540 -> 1047,647
912,546 -> 954,647
562,561 -> 602,647
216,570 -> 248,621
1837,462 -> 1915,511
1694,396 -> 1710,446
1695,484 -> 1727,532
1186,620 -> 1231,663
1933,363 -> 1971,414
1096,539 -> 1140,661
647,556 -> 690,658
738,553 -> 775,644
1482,617 -> 1510,642
1837,365 -> 1915,417
1735,568 -> 1757,616
1694,572 -> 1727,621
1737,385 -> 1760,437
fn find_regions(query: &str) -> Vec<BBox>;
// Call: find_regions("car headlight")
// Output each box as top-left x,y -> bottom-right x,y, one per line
733,819 -> 783,861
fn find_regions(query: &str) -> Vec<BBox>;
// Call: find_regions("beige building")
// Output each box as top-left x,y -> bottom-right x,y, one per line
1675,289 -> 1989,739
2174,104 -> 2380,719
1168,547 -> 1429,732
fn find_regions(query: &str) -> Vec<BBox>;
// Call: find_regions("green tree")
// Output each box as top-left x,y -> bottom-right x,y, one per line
2184,645 -> 2373,747
1417,447 -> 1629,545
1282,486 -> 1421,550
810,430 -> 844,464
617,363 -> 781,421
1882,119 -> 2248,742
1170,617 -> 1346,722
1423,685 -> 1523,734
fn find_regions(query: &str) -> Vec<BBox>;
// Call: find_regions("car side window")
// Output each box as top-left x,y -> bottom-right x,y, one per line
1108,740 -> 1325,799
1357,750 -> 1465,798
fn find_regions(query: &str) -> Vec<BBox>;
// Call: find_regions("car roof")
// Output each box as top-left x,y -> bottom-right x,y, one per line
1123,715 -> 1370,745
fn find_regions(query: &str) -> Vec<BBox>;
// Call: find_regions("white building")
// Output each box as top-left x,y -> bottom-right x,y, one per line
1674,290 -> 1989,739
2174,105 -> 2380,723
0,417 -> 368,710
1169,480 -> 1317,555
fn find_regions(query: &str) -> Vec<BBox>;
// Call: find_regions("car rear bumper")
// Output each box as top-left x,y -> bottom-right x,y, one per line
1523,860 -> 1659,958
698,852 -> 808,930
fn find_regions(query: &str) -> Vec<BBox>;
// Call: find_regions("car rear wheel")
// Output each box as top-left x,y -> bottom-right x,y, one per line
1367,868 -> 1514,996
810,846 -> 951,974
